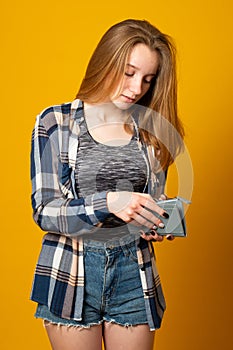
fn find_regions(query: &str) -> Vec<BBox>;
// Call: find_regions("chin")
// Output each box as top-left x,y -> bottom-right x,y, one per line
112,100 -> 135,110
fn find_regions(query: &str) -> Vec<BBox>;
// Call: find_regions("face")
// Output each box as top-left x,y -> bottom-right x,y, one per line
110,43 -> 159,110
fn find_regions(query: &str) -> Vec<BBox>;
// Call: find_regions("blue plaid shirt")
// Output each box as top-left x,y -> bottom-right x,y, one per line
30,99 -> 166,330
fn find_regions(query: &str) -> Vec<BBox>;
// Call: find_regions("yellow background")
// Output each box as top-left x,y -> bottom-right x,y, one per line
1,0 -> 233,349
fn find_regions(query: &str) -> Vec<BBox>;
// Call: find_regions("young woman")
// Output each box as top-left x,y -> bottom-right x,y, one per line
30,19 -> 184,350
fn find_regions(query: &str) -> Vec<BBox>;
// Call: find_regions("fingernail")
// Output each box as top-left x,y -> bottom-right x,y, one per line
158,222 -> 165,228
152,225 -> 158,230
163,212 -> 169,219
167,235 -> 174,241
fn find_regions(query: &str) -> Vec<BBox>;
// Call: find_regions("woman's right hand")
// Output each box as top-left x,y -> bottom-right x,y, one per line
107,191 -> 169,230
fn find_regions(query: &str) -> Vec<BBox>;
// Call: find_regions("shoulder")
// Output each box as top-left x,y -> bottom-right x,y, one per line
36,99 -> 83,134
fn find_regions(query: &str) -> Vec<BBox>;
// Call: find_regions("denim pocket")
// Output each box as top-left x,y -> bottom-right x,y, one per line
121,242 -> 138,263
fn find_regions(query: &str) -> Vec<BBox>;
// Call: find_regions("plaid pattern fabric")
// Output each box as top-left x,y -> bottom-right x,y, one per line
30,99 -> 166,330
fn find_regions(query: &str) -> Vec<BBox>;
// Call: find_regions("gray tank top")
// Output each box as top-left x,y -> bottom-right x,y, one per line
75,116 -> 148,241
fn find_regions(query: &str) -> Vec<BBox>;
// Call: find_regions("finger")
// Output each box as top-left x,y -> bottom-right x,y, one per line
140,229 -> 154,240
130,211 -> 155,229
140,228 -> 164,241
121,215 -> 132,223
158,194 -> 167,200
140,231 -> 164,242
166,234 -> 175,241
140,232 -> 154,241
153,233 -> 164,242
131,208 -> 166,230
139,195 -> 169,219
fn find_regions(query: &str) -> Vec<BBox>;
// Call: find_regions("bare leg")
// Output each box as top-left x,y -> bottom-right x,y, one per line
103,322 -> 155,350
44,321 -> 103,350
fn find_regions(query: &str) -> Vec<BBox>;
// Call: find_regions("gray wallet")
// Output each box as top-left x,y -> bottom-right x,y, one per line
147,196 -> 191,237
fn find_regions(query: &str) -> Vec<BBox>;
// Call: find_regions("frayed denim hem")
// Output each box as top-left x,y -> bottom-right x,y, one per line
39,317 -> 103,330
103,318 -> 150,330
36,315 -> 150,331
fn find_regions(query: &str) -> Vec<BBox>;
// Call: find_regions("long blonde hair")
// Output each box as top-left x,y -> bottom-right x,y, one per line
76,19 -> 184,170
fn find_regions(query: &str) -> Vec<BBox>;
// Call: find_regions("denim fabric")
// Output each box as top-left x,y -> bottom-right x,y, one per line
35,236 -> 148,328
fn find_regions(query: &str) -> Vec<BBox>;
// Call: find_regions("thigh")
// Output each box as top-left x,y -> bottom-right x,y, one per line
45,321 -> 103,350
104,241 -> 148,326
103,322 -> 155,350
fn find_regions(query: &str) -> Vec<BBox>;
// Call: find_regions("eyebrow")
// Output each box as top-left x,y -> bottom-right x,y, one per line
126,63 -> 156,76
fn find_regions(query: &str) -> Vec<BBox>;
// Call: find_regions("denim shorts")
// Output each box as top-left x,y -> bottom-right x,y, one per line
35,236 -> 148,328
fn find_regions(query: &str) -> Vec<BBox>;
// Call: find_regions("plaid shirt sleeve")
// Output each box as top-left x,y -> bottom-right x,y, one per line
30,107 -> 110,236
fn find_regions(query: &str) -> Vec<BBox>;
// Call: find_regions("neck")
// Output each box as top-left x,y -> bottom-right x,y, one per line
84,102 -> 130,124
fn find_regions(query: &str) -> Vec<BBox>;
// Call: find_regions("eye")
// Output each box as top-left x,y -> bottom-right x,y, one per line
143,76 -> 155,84
125,72 -> 134,77
143,78 -> 152,84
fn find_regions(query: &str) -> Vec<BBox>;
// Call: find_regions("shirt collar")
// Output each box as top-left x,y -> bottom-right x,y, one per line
70,99 -> 84,120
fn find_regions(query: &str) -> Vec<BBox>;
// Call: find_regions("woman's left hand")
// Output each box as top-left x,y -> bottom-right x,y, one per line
140,229 -> 164,242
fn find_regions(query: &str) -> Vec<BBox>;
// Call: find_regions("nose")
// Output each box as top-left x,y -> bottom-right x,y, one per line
129,76 -> 142,96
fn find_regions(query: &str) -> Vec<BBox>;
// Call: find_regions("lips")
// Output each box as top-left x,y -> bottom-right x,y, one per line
121,95 -> 136,103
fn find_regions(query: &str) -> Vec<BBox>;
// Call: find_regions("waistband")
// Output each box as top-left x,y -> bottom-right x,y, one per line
83,234 -> 141,251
